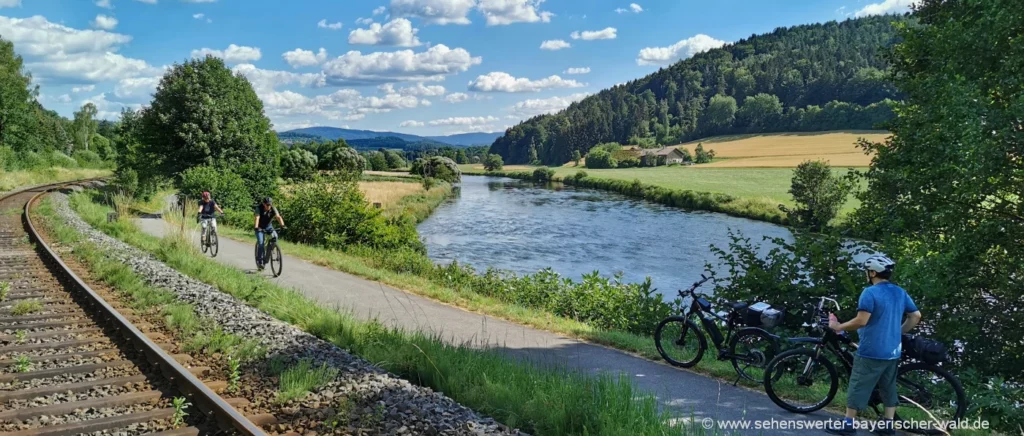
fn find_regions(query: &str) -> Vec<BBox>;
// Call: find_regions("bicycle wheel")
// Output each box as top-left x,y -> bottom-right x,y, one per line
209,231 -> 219,258
764,348 -> 839,413
729,328 -> 778,383
269,243 -> 283,277
893,363 -> 967,435
200,230 -> 208,253
654,316 -> 706,368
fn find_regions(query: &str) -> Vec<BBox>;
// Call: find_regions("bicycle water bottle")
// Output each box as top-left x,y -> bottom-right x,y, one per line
701,314 -> 724,344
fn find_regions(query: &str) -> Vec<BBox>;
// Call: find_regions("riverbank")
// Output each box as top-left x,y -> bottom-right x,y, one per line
65,188 -> 714,436
359,179 -> 452,223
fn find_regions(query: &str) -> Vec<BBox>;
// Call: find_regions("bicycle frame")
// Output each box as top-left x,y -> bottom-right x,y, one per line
676,276 -> 778,352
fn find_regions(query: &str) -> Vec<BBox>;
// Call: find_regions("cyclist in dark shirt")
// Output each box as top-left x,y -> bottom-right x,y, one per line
253,197 -> 285,270
197,191 -> 223,243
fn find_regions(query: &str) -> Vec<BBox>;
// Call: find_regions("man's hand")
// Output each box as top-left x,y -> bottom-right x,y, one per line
828,313 -> 841,332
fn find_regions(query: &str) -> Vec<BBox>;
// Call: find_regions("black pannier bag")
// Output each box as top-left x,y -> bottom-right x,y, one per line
745,302 -> 785,329
902,334 -> 948,364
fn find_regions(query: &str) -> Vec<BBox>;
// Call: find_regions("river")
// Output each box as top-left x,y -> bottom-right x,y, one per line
417,176 -> 793,299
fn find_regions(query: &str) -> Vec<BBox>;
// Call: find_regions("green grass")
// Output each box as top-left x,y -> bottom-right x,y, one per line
275,359 -> 340,402
0,167 -> 111,195
10,300 -> 43,316
65,189 -> 720,436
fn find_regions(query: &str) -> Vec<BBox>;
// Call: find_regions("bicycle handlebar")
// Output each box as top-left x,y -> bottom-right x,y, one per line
677,274 -> 712,298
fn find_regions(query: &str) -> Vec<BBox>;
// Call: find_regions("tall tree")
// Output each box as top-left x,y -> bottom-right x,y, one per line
72,103 -> 98,151
854,0 -> 1024,379
0,37 -> 36,152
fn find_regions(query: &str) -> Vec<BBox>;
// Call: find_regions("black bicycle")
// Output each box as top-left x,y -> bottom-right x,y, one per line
198,213 -> 220,257
762,297 -> 966,435
654,275 -> 782,383
255,228 -> 283,277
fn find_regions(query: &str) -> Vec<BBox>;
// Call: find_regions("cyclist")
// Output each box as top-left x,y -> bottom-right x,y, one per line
254,197 -> 285,271
826,255 -> 922,435
197,191 -> 223,245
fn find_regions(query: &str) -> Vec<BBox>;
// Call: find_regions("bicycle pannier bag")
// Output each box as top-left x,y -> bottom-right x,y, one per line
745,302 -> 772,326
760,307 -> 785,329
903,335 -> 948,364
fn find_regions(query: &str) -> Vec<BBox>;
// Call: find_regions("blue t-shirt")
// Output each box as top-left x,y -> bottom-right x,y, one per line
856,282 -> 919,360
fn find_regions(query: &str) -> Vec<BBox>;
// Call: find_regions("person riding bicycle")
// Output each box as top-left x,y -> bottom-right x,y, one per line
826,255 -> 922,435
254,197 -> 285,271
197,191 -> 223,244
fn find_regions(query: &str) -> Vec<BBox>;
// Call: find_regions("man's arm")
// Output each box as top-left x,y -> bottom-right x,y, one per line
902,311 -> 922,334
215,202 -> 224,214
830,310 -> 871,332
276,213 -> 285,227
254,214 -> 259,229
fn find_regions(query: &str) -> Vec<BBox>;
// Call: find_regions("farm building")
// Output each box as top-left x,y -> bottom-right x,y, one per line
640,147 -> 689,165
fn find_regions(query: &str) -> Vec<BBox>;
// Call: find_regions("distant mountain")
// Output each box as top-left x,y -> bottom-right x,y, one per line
426,132 -> 503,146
279,127 -> 502,147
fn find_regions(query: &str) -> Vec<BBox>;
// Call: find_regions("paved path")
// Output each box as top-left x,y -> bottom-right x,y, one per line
137,217 -> 838,435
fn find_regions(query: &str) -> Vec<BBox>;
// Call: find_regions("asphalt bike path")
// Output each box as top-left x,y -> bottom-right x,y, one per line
137,217 -> 837,435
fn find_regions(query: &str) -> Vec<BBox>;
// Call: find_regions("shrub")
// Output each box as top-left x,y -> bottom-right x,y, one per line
178,165 -> 251,211
412,157 -> 461,183
782,160 -> 853,231
47,151 -> 78,168
112,168 -> 140,197
617,157 -> 640,168
281,148 -> 318,181
532,167 -> 555,183
0,146 -> 16,171
483,154 -> 503,171
573,170 -> 588,181
72,150 -> 104,168
584,149 -> 617,169
280,176 -> 422,252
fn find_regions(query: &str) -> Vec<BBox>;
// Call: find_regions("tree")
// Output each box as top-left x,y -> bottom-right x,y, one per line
483,154 -> 503,171
139,56 -> 280,199
584,149 -> 617,169
571,150 -> 582,166
320,142 -> 365,174
853,0 -> 1024,381
364,151 -> 388,171
782,160 -> 852,231
693,143 -> 716,164
702,94 -> 738,131
736,93 -> 783,132
72,103 -> 98,151
455,149 -> 468,164
412,156 -> 460,182
281,148 -> 318,181
385,149 -> 407,169
0,37 -> 36,153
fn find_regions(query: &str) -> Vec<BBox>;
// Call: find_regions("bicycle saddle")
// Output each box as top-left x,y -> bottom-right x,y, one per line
730,302 -> 749,311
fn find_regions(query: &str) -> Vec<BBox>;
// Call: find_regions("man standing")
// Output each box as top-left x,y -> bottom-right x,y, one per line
827,255 -> 922,435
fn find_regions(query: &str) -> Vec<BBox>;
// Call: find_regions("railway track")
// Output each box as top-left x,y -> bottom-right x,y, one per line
0,181 -> 269,436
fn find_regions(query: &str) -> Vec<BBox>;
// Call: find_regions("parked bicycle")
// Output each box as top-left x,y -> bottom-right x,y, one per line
198,213 -> 221,257
255,228 -> 284,277
654,274 -> 784,383
762,296 -> 966,435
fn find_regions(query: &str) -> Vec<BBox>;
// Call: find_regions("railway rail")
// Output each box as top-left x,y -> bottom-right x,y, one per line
1,180 -> 269,435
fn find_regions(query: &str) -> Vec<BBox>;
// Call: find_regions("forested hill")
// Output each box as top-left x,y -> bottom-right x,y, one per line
490,15 -> 907,165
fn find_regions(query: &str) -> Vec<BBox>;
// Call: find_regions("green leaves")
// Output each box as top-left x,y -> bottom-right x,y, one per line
784,160 -> 853,231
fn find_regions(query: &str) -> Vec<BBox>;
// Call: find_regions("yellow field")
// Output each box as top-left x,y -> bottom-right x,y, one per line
359,181 -> 426,208
675,130 -> 889,168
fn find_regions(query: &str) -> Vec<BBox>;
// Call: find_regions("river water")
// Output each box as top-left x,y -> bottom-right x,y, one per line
417,176 -> 793,299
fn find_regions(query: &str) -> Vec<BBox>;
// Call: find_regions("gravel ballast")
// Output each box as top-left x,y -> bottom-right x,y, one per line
48,192 -> 520,435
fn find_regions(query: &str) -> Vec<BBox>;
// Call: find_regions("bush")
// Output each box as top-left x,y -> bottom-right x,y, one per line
617,157 -> 640,168
532,167 -> 555,183
573,170 -> 588,181
178,165 -> 251,212
72,150 -> 104,168
112,168 -> 140,197
280,148 -> 318,181
280,176 -> 422,252
47,151 -> 78,168
412,156 -> 461,183
782,160 -> 853,231
483,154 -> 504,171
584,149 -> 617,169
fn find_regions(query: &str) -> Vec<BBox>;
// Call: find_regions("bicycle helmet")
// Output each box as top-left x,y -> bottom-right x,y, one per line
201,191 -> 211,200
262,197 -> 272,205
864,254 -> 895,274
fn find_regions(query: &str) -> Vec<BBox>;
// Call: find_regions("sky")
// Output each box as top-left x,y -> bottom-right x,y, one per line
0,0 -> 917,136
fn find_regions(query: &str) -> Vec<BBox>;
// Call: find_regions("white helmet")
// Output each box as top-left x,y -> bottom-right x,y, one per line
864,255 -> 895,273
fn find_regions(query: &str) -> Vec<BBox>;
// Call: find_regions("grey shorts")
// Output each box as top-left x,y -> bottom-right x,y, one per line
846,355 -> 899,410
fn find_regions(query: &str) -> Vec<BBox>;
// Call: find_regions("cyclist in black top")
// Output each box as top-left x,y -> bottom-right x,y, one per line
197,191 -> 223,241
254,197 -> 285,270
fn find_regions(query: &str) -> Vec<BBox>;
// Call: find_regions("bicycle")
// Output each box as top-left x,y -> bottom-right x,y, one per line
762,296 -> 966,435
198,213 -> 221,257
255,228 -> 284,277
654,274 -> 783,383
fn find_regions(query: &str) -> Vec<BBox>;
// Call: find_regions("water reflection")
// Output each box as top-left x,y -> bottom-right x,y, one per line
418,176 -> 794,299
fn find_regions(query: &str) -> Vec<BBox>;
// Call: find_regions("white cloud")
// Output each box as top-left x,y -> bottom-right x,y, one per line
348,18 -> 422,47
231,64 -> 326,93
378,82 -> 446,97
390,0 -> 476,25
95,0 -> 113,9
191,44 -> 262,64
135,0 -> 157,4
509,92 -> 590,117
355,17 -> 374,25
282,47 -> 328,68
854,0 -> 920,17
373,6 -> 387,15
570,27 -> 617,40
477,0 -> 553,26
636,34 -> 727,66
400,120 -> 425,127
71,85 -> 96,93
563,67 -> 589,75
92,14 -> 118,30
428,116 -> 498,126
193,13 -> 205,19
56,94 -> 72,103
318,19 -> 343,30
442,92 -> 469,103
321,44 -> 481,84
0,0 -> 20,6
630,3 -> 643,13
82,92 -> 140,119
468,71 -> 584,93
114,76 -> 160,99
539,39 -> 570,50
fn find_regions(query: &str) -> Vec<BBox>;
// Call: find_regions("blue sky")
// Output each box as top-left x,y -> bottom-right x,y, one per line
0,0 -> 915,135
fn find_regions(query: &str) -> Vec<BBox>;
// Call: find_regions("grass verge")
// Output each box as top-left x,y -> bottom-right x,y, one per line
66,190 -> 718,435
0,167 -> 110,196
